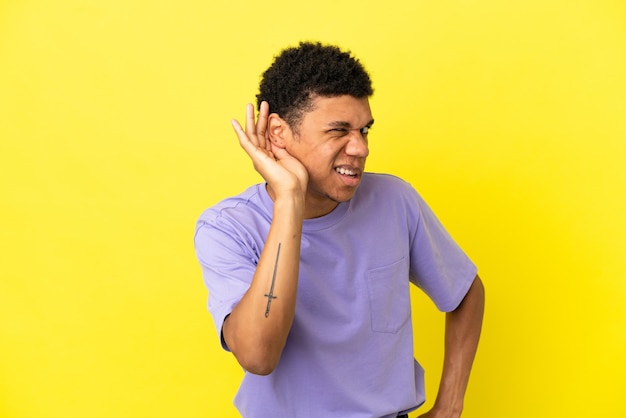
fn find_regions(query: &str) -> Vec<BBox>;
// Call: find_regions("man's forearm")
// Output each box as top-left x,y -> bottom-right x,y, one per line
430,275 -> 485,416
223,195 -> 305,375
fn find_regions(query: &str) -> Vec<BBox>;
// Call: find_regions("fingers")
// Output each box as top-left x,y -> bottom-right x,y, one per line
231,102 -> 272,160
256,101 -> 270,151
231,118 -> 251,153
246,103 -> 256,137
237,101 -> 270,147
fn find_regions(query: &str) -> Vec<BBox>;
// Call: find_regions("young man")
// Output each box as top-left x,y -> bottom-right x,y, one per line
194,42 -> 484,418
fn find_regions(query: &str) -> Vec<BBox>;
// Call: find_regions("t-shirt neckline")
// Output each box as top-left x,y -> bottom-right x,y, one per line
258,183 -> 351,232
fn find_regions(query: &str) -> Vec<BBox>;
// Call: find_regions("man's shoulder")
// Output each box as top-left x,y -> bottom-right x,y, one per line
351,173 -> 421,216
360,172 -> 415,194
197,183 -> 269,224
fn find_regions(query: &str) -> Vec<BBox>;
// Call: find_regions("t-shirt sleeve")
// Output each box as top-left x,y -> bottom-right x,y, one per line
194,216 -> 259,351
407,188 -> 478,312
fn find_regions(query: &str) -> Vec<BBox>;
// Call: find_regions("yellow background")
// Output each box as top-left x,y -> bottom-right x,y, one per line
1,0 -> 625,417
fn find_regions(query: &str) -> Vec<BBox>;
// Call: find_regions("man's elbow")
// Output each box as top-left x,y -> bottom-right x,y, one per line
223,319 -> 284,375
235,350 -> 280,375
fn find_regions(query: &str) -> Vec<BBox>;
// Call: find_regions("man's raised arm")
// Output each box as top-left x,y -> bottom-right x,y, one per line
222,102 -> 308,375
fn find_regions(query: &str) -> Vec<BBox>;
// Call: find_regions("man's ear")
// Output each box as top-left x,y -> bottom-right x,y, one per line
267,113 -> 291,149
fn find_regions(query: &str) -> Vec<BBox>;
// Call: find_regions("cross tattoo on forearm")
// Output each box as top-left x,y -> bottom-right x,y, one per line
264,243 -> 281,318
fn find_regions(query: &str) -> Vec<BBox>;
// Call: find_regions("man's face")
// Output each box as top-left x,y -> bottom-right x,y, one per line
285,95 -> 374,218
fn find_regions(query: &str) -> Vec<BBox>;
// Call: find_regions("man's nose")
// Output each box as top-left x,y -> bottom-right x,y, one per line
345,131 -> 369,157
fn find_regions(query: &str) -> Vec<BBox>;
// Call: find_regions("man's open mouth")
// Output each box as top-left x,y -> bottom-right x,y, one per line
335,167 -> 357,177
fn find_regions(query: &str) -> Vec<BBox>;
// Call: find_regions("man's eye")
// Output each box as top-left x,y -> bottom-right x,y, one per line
359,126 -> 370,135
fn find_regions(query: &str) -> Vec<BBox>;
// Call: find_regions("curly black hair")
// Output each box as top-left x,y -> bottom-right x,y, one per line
256,41 -> 373,131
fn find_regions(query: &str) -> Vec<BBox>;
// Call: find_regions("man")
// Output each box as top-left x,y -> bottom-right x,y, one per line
194,41 -> 484,418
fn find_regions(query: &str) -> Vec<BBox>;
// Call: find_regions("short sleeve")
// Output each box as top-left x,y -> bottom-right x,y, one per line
194,217 -> 259,351
408,190 -> 477,312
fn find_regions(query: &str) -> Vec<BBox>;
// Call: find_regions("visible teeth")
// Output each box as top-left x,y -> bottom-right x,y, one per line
336,167 -> 355,176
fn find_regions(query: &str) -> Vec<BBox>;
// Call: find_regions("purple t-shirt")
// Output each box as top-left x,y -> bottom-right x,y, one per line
194,173 -> 477,418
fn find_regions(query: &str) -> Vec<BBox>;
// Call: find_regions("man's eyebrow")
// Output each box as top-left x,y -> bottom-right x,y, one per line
325,119 -> 375,128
